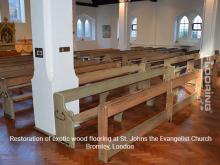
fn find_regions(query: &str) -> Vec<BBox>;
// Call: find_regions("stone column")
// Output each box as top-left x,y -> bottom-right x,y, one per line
30,0 -> 79,135
73,0 -> 77,51
118,0 -> 130,50
200,0 -> 219,57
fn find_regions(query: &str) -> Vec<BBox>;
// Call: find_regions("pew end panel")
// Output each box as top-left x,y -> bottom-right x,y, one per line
0,78 -> 14,119
0,76 -> 32,119
54,93 -> 76,148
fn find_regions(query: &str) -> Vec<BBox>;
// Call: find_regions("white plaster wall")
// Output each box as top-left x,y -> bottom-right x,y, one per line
97,4 -> 119,49
128,1 -> 156,46
0,0 -> 205,50
0,0 -> 32,40
96,0 -> 204,49
154,0 -> 203,48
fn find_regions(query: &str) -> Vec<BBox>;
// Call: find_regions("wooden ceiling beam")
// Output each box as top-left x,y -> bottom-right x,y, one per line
76,2 -> 98,7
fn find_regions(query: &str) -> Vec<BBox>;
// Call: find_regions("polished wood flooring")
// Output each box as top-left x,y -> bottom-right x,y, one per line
0,80 -> 220,165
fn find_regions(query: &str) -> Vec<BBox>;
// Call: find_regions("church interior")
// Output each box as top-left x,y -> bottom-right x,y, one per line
0,0 -> 220,164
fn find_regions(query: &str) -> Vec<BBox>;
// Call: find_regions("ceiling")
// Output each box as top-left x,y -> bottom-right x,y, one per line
76,0 -> 157,7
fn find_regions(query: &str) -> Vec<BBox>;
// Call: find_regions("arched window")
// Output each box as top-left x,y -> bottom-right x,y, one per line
192,15 -> 202,39
130,17 -> 137,41
77,19 -> 83,39
84,19 -> 91,38
179,16 -> 189,38
76,15 -> 95,41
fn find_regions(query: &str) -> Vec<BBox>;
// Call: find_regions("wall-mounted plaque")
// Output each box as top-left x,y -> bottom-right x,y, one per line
35,48 -> 43,58
102,25 -> 111,38
59,47 -> 70,53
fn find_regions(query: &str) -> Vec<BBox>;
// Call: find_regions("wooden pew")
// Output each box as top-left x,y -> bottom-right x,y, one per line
78,64 -> 142,85
0,64 -> 33,75
0,52 -> 125,119
98,68 -> 202,163
0,57 -> 142,119
75,48 -> 162,61
53,52 -> 203,159
53,65 -> 202,162
77,52 -> 199,107
74,48 -> 194,70
0,48 -> 200,120
0,48 -> 201,120
75,49 -> 120,60
74,59 -> 100,68
0,73 -> 33,119
0,54 -> 34,119
75,48 -> 119,56
77,48 -> 192,66
54,63 -> 149,148
0,56 -> 32,63
75,62 -> 121,74
130,46 -> 145,51
0,50 -> 21,57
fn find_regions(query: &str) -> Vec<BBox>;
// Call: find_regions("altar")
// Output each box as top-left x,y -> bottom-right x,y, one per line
0,17 -> 16,51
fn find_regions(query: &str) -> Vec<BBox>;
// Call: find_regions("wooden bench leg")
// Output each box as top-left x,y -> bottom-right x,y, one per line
113,81 -> 127,122
113,81 -> 147,122
165,66 -> 174,122
100,91 -> 123,123
164,64 -> 175,81
100,92 -> 109,104
114,83 -> 139,122
3,96 -> 15,119
138,80 -> 154,106
98,105 -> 109,163
114,83 -> 138,122
195,69 -> 203,99
0,80 -> 15,119
166,91 -> 174,122
173,71 -> 181,96
54,94 -> 75,148
143,80 -> 154,107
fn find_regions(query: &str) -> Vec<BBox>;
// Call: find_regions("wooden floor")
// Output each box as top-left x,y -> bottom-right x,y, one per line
0,81 -> 220,165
